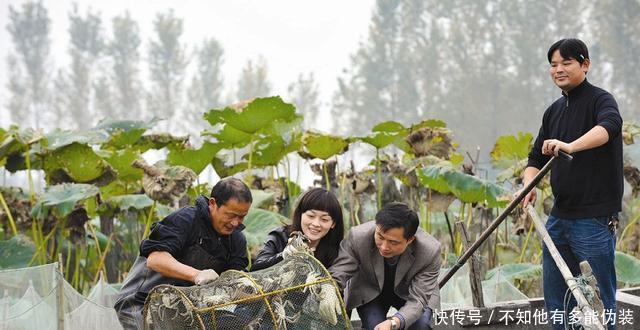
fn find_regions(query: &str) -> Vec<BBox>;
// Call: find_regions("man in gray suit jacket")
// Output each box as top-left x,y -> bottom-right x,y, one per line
330,202 -> 441,330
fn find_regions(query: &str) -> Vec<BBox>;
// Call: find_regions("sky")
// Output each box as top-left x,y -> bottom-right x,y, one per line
0,0 -> 375,128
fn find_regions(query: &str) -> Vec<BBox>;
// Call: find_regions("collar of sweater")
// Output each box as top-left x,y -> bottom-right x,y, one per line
561,78 -> 590,99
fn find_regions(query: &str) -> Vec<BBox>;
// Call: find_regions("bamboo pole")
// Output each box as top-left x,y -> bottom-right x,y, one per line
57,255 -> 65,330
526,206 -> 604,330
2,289 -> 9,330
455,221 -> 485,308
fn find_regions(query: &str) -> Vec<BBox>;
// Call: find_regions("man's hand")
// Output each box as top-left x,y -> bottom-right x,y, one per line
374,317 -> 399,330
514,187 -> 537,207
515,167 -> 542,208
193,269 -> 219,285
542,139 -> 573,156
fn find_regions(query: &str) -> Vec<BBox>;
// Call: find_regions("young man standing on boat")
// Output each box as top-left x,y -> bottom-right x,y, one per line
517,38 -> 623,329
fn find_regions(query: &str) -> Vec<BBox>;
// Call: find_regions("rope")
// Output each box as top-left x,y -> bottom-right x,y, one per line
576,274 -> 598,304
562,273 -> 599,330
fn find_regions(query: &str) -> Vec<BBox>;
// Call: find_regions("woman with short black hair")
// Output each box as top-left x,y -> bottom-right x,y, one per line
252,187 -> 344,270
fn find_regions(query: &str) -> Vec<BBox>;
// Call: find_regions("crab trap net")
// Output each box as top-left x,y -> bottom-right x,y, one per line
143,253 -> 350,329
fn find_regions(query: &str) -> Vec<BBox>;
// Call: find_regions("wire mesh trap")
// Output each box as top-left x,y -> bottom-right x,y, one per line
143,253 -> 350,329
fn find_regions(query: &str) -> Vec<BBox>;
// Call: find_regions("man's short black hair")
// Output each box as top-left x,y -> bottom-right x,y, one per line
210,177 -> 252,206
547,38 -> 589,65
375,202 -> 419,239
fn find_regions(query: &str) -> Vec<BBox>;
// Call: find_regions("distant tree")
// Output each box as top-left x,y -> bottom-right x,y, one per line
57,4 -> 105,129
236,57 -> 272,101
427,0 -> 506,151
414,14 -> 444,120
287,72 -> 320,128
5,55 -> 29,126
50,69 -> 69,129
332,0 -> 605,156
593,0 -> 640,119
5,0 -> 51,129
105,11 -> 143,120
147,10 -> 188,130
184,38 -> 224,135
93,76 -> 113,121
332,0 -> 410,135
395,0 -> 426,118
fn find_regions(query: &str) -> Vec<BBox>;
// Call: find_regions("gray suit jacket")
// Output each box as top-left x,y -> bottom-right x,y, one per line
329,221 -> 441,326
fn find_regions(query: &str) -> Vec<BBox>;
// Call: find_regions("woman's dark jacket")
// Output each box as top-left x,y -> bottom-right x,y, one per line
251,226 -> 289,271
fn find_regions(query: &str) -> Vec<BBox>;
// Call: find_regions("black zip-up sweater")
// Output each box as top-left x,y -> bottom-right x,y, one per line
527,79 -> 623,219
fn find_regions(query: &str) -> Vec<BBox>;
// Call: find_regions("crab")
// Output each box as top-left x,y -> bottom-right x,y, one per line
159,291 -> 181,321
233,276 -> 259,290
230,276 -> 262,301
244,316 -> 263,330
259,276 -> 278,292
270,294 -> 300,330
282,270 -> 300,287
157,290 -> 197,326
316,283 -> 342,326
302,271 -> 323,295
202,293 -> 229,306
145,290 -> 188,326
298,271 -> 342,325
175,304 -> 196,327
287,231 -> 313,255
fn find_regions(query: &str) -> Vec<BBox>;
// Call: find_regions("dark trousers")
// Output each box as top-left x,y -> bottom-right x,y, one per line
115,300 -> 144,330
543,215 -> 617,330
356,294 -> 432,330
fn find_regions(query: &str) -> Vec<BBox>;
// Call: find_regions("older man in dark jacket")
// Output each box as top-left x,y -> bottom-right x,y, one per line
114,178 -> 252,329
